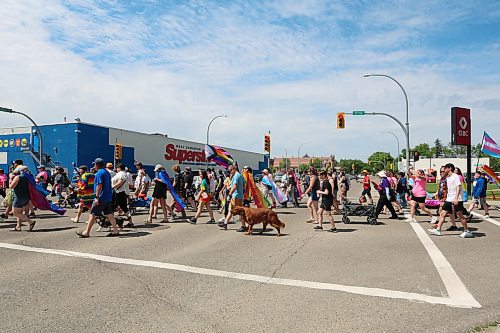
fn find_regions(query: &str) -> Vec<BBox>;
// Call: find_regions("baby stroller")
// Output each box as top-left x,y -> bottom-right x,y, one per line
128,196 -> 152,215
341,203 -> 378,225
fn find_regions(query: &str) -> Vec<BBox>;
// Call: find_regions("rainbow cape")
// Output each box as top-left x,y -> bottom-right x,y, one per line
482,165 -> 500,188
204,145 -> 234,168
24,172 -> 66,215
157,170 -> 187,211
243,171 -> 270,208
262,175 -> 288,204
481,132 -> 500,158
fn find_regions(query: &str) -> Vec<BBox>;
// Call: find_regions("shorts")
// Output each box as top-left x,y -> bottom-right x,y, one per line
320,199 -> 333,211
113,191 -> 129,213
308,192 -> 319,201
152,186 -> 167,199
90,201 -> 113,216
361,188 -> 372,197
442,201 -> 464,213
13,197 -> 30,208
199,193 -> 211,203
80,199 -> 93,209
472,197 -> 486,206
412,196 -> 426,204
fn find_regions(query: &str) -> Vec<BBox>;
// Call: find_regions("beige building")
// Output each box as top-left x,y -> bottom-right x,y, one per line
272,156 -> 333,170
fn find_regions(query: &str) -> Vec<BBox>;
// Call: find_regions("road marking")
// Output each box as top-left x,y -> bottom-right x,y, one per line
0,242 -> 480,308
408,222 -> 480,308
471,212 -> 500,227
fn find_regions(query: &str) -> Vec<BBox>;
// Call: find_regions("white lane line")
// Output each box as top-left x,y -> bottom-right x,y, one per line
408,223 -> 481,308
0,242 -> 480,308
471,212 -> 500,227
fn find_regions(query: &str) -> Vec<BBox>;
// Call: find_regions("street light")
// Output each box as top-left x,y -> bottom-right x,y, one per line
381,131 -> 400,171
0,107 -> 44,165
206,115 -> 228,168
363,74 -> 410,175
297,142 -> 308,159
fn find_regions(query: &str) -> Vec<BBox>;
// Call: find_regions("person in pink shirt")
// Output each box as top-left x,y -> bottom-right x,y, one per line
407,169 -> 436,223
0,168 -> 7,198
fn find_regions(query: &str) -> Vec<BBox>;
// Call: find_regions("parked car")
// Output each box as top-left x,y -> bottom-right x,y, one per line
274,173 -> 284,183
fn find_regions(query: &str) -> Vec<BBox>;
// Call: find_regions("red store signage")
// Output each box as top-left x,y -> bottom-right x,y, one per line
451,107 -> 471,146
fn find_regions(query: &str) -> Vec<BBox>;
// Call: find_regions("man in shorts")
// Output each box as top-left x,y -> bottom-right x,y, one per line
314,171 -> 337,232
76,158 -> 120,238
467,170 -> 489,218
219,165 -> 246,232
360,170 -> 373,204
429,163 -> 473,238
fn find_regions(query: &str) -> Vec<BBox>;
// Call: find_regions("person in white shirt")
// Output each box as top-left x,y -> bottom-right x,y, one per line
112,163 -> 133,226
429,163 -> 473,238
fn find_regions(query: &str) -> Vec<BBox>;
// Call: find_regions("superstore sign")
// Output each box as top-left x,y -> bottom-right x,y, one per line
164,144 -> 206,164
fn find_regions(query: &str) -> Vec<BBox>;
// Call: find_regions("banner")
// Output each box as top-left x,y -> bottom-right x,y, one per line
481,132 -> 500,158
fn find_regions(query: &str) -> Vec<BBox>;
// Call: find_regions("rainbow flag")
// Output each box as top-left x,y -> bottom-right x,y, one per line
205,145 -> 234,168
481,132 -> 500,158
481,165 -> 500,188
243,170 -> 270,208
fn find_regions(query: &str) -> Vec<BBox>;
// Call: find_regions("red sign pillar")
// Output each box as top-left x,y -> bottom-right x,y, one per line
451,107 -> 472,196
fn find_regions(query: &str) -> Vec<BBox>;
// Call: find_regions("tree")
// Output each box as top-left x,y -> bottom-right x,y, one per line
413,143 -> 433,158
279,158 -> 291,170
309,158 -> 322,169
367,151 -> 393,170
432,138 -> 444,157
298,164 -> 309,173
338,159 -> 369,174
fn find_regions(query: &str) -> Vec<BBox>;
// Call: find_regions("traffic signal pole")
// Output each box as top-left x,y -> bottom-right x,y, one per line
344,111 -> 410,172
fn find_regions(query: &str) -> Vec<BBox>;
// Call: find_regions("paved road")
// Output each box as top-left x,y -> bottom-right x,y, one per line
1,181 -> 499,332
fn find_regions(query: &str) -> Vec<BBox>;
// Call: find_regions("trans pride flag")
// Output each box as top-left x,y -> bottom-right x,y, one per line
204,145 -> 234,168
481,132 -> 500,158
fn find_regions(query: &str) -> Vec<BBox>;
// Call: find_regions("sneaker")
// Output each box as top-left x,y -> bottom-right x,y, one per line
207,219 -> 216,224
445,225 -> 458,231
430,216 -> 438,224
236,226 -> 248,232
218,217 -> 225,222
219,223 -> 227,230
428,228 -> 441,236
483,215 -> 490,219
313,225 -> 323,230
459,230 -> 474,238
71,217 -> 79,223
327,228 -> 338,233
389,215 -> 399,219
188,217 -> 197,225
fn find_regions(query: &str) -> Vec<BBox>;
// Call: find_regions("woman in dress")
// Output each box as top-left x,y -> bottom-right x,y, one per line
189,170 -> 215,224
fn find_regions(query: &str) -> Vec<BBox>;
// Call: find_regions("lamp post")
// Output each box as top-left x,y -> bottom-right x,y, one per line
382,131 -> 400,171
206,115 -> 227,169
363,74 -> 410,175
0,107 -> 43,165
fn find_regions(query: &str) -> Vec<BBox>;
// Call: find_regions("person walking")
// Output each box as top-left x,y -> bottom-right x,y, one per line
9,166 -> 36,231
314,171 -> 337,232
328,171 -> 340,213
76,158 -> 120,237
189,170 -> 216,224
429,163 -> 474,238
395,172 -> 408,209
287,169 -> 300,207
145,164 -> 174,223
183,167 -> 197,211
467,171 -> 489,218
71,165 -> 95,223
373,171 -> 399,220
219,165 -> 246,231
112,163 -> 133,227
261,169 -> 277,208
35,165 -> 49,190
407,169 -> 437,224
360,170 -> 373,204
300,168 -> 320,223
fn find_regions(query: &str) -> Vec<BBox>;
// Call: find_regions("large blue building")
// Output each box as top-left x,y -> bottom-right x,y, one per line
0,122 -> 268,176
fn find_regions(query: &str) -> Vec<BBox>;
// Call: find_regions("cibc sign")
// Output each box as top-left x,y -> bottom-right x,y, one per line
451,107 -> 471,146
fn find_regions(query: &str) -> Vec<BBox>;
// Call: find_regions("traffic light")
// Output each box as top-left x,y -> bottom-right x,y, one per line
414,151 -> 420,162
337,112 -> 345,129
115,144 -> 123,160
264,134 -> 271,153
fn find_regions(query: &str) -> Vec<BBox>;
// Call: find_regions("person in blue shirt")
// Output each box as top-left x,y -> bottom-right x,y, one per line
467,171 -> 490,218
219,165 -> 247,232
76,158 -> 120,238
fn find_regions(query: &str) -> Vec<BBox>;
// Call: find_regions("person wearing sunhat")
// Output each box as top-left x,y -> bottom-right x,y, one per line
373,171 -> 398,220
360,169 -> 373,204
145,164 -> 174,223
76,158 -> 120,237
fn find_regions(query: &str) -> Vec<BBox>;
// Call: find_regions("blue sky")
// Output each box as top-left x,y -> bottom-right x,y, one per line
0,0 -> 499,161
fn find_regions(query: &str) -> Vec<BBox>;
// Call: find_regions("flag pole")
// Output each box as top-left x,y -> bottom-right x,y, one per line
476,131 -> 485,171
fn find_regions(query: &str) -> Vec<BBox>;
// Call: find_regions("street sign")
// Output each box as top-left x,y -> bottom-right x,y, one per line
352,110 -> 365,115
451,107 -> 471,146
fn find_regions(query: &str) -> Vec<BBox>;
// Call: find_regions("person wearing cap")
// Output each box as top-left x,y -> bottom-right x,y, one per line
76,158 -> 120,237
373,171 -> 398,220
9,165 -> 36,231
219,165 -> 247,231
360,170 -> 373,205
145,164 -> 174,223
106,162 -> 116,178
52,166 -> 70,202
407,169 -> 436,223
429,163 -> 474,238
36,165 -> 49,190
71,165 -> 95,223
112,163 -> 133,226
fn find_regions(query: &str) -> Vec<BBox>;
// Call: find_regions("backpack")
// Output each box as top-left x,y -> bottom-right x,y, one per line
174,172 -> 184,191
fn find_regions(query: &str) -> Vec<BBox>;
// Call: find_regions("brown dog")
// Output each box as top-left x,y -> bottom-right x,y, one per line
231,206 -> 285,237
